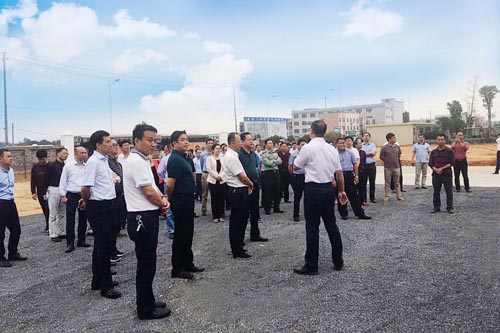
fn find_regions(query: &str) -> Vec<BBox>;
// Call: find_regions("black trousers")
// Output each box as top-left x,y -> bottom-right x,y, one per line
454,159 -> 470,191
209,182 -> 226,219
364,163 -> 377,201
87,200 -> 115,294
0,200 -> 21,258
335,172 -> 365,218
292,173 -> 305,218
170,194 -> 194,274
228,187 -> 249,255
112,195 -> 126,252
304,182 -> 343,268
195,174 -> 202,201
37,193 -> 49,229
279,169 -> 290,202
495,151 -> 500,173
432,172 -> 453,210
358,170 -> 367,203
127,209 -> 159,317
248,181 -> 261,239
261,170 -> 281,212
391,165 -> 403,191
65,192 -> 87,246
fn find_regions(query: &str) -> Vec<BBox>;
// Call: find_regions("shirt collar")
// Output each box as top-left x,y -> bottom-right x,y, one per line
131,148 -> 149,160
93,150 -> 108,160
0,166 -> 11,173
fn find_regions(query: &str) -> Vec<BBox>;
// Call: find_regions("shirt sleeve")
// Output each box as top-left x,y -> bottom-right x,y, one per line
81,160 -> 97,187
167,157 -> 180,180
412,144 -> 417,152
157,156 -> 168,179
350,151 -> 357,164
58,164 -> 69,196
131,159 -> 153,188
331,148 -> 342,173
294,147 -> 308,169
30,165 -> 36,194
226,155 -> 245,176
288,153 -> 295,166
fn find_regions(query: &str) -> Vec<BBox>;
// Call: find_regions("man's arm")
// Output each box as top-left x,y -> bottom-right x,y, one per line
166,178 -> 176,200
141,185 -> 165,207
236,173 -> 254,193
80,186 -> 90,210
30,165 -> 37,199
379,146 -> 385,161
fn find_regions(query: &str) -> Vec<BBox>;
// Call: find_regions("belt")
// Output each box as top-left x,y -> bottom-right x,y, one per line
365,162 -> 376,165
262,169 -> 278,173
0,199 -> 15,203
202,171 -> 208,174
67,192 -> 81,195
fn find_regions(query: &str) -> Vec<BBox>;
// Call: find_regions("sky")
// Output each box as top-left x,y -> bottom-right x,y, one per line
1,0 -> 499,141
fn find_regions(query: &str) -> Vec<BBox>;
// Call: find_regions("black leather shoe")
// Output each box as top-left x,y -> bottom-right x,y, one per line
250,236 -> 268,242
110,262 -> 117,267
111,270 -> 117,275
8,253 -> 27,261
431,208 -> 441,213
293,216 -> 300,222
171,270 -> 194,280
186,265 -> 205,273
447,209 -> 455,214
65,245 -> 75,253
167,233 -> 174,239
77,242 -> 91,248
455,189 -> 461,192
91,281 -> 119,291
264,210 -> 271,215
293,265 -> 318,275
138,307 -> 171,320
333,258 -> 344,271
101,289 -> 121,299
51,237 -> 62,242
358,215 -> 372,220
0,257 -> 12,267
155,301 -> 167,308
273,209 -> 284,213
341,216 -> 348,220
370,199 -> 377,203
233,252 -> 252,259
58,235 -> 67,239
465,189 -> 471,193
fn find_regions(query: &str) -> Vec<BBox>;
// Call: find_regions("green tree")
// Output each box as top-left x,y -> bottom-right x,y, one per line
479,85 -> 499,139
436,116 -> 465,136
269,135 -> 282,144
287,135 -> 296,142
447,100 -> 463,119
324,131 -> 341,143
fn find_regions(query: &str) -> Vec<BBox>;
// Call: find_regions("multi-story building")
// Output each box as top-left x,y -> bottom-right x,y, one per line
291,98 -> 404,137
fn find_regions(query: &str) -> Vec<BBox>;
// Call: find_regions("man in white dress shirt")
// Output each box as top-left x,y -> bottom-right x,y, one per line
59,146 -> 90,253
293,120 -> 347,275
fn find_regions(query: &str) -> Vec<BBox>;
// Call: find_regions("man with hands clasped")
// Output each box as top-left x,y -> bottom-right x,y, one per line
429,134 -> 455,214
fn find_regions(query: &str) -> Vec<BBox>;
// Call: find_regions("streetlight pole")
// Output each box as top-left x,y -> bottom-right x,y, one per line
108,78 -> 120,134
3,52 -> 8,145
266,95 -> 276,138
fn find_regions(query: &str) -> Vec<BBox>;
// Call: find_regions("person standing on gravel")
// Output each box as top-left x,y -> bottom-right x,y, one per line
451,130 -> 470,193
123,123 -> 171,320
289,138 -> 307,222
31,149 -> 50,232
293,120 -> 347,275
261,139 -> 283,215
494,133 -> 500,174
429,134 -> 455,214
0,149 -> 28,268
411,134 -> 431,189
380,133 -> 404,202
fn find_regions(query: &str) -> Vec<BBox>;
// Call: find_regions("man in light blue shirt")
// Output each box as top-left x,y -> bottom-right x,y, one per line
157,146 -> 175,237
199,139 -> 214,216
412,134 -> 431,189
81,130 -> 121,300
288,138 -> 306,221
0,149 -> 27,267
361,132 -> 378,203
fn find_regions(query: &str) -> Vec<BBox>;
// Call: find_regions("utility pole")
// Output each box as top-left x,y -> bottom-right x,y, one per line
324,96 -> 327,110
233,84 -> 238,132
11,123 -> 13,145
108,78 -> 120,134
3,52 -> 8,145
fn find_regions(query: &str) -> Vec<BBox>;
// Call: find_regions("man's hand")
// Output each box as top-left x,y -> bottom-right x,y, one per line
78,199 -> 86,211
160,197 -> 170,216
112,174 -> 121,184
338,192 -> 348,205
216,175 -> 222,182
61,197 -> 68,204
354,176 -> 359,185
32,194 -> 38,200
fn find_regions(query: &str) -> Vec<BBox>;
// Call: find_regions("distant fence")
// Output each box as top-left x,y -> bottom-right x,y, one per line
5,146 -> 57,180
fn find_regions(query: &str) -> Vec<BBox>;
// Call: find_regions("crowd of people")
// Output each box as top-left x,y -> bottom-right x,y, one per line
0,120 -> 489,321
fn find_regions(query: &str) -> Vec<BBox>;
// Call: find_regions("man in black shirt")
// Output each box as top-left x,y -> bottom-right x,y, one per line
44,147 -> 68,242
166,131 -> 204,280
238,132 -> 268,242
31,150 -> 50,231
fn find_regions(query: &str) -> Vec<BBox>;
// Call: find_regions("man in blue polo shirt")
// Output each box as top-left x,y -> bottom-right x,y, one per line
0,149 -> 27,267
199,139 -> 214,216
412,134 -> 431,189
361,132 -> 377,203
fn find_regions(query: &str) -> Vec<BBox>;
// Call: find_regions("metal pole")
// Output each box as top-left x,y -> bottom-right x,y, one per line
11,123 -> 13,145
3,53 -> 8,145
108,78 -> 120,134
233,84 -> 237,132
266,96 -> 269,138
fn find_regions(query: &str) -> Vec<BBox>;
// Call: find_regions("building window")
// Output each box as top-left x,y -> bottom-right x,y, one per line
294,129 -> 299,134
302,113 -> 308,118
302,121 -> 308,125
303,128 -> 308,133
310,112 -> 316,117
294,122 -> 299,126
293,114 -> 298,118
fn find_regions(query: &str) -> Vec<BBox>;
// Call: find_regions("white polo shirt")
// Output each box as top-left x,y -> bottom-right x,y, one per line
59,160 -> 86,196
294,137 -> 342,183
81,151 -> 116,201
123,150 -> 160,212
223,148 -> 247,188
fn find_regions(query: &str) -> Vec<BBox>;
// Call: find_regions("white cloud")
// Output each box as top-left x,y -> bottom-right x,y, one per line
112,48 -> 167,73
103,9 -> 177,39
203,40 -> 232,54
183,31 -> 201,40
0,0 -> 38,36
340,0 -> 402,40
139,53 -> 253,132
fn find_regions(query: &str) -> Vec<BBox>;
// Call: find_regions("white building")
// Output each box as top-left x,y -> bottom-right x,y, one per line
291,98 -> 404,137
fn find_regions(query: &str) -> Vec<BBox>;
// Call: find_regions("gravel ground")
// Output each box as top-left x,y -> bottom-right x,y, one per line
1,185 -> 499,333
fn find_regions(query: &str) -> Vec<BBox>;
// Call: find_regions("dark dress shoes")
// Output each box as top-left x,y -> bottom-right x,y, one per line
111,270 -> 117,275
77,242 -> 91,248
447,209 -> 455,214
358,215 -> 372,220
250,236 -> 268,242
293,265 -> 318,275
370,199 -> 377,203
51,237 -> 62,242
138,306 -> 171,320
8,253 -> 27,261
341,216 -> 348,220
0,257 -> 12,267
58,235 -> 67,239
233,252 -> 252,259
65,245 -> 75,253
167,233 -> 174,239
171,270 -> 194,280
273,209 -> 284,213
155,301 -> 167,308
293,216 -> 300,222
92,281 -> 119,291
333,259 -> 344,271
431,208 -> 441,213
186,265 -> 205,273
264,210 -> 271,215
101,289 -> 121,299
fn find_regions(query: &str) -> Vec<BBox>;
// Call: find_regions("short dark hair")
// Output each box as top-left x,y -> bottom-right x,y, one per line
221,143 -> 227,148
118,140 -> 131,147
212,143 -> 221,151
418,133 -> 425,138
456,130 -> 464,135
336,137 -> 345,143
297,138 -> 307,145
55,147 -> 68,154
386,132 -> 395,141
36,150 -> 48,158
292,141 -> 297,145
227,132 -> 238,145
162,139 -> 171,149
171,130 -> 187,143
206,138 -> 214,144
344,136 -> 354,142
311,120 -> 327,137
436,133 -> 446,139
0,148 -> 10,157
363,132 -> 371,137
255,144 -> 261,148
264,138 -> 273,145
90,130 -> 110,150
280,142 -> 288,147
240,132 -> 251,141
132,123 -> 157,143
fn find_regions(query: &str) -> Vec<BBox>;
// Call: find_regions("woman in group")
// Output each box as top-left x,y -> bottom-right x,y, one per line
206,144 -> 227,223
